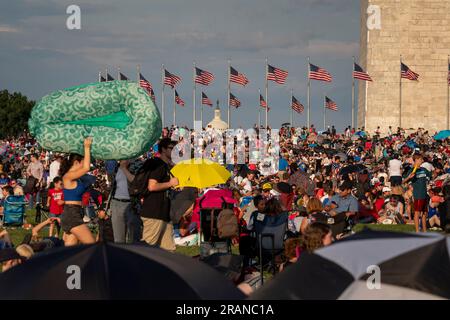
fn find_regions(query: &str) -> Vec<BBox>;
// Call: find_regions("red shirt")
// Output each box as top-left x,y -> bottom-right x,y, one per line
374,198 -> 385,213
48,188 -> 64,215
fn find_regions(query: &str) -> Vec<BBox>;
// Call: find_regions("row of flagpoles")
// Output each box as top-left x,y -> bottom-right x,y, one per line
98,56 -> 448,130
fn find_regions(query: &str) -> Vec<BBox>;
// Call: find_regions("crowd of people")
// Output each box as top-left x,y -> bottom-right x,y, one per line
1,124 -> 450,291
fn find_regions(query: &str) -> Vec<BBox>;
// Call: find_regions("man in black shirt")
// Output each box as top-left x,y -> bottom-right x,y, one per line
141,138 -> 179,251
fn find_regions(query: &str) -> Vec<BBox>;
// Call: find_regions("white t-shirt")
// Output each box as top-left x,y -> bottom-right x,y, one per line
241,178 -> 252,193
48,160 -> 60,185
388,159 -> 402,177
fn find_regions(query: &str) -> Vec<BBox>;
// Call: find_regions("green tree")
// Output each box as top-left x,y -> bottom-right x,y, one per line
0,90 -> 35,139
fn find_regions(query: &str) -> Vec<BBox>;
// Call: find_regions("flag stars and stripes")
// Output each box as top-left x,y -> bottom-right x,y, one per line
119,72 -> 129,81
260,94 -> 268,108
139,73 -> 155,102
229,93 -> 241,108
325,96 -> 338,111
401,63 -> 419,81
292,96 -> 304,113
267,64 -> 288,84
309,63 -> 332,82
195,67 -> 215,86
353,63 -> 372,82
164,69 -> 182,88
229,66 -> 249,86
175,90 -> 185,106
202,92 -> 213,106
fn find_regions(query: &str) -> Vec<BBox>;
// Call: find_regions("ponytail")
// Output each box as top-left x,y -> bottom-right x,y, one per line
59,153 -> 83,178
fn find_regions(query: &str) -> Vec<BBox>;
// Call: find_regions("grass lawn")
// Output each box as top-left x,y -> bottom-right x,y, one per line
3,209 -> 436,257
352,223 -> 416,233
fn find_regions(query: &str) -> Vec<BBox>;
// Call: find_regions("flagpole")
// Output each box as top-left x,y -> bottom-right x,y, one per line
323,94 -> 326,131
352,56 -> 355,129
173,89 -> 176,127
161,64 -> 165,127
258,88 -> 262,129
399,55 -> 402,129
265,57 -> 269,129
290,89 -> 293,127
136,64 -> 140,82
227,59 -> 231,129
307,56 -> 311,130
193,61 -> 196,129
258,108 -> 261,129
98,70 -> 101,82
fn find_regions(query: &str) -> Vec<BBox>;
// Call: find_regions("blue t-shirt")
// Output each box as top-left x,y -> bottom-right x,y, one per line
411,167 -> 431,200
330,194 -> 359,214
279,158 -> 288,171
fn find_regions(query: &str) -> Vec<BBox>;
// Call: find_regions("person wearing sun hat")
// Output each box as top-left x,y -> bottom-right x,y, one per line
261,182 -> 273,200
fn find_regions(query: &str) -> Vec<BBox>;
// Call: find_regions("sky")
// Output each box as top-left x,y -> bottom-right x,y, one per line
0,0 -> 361,131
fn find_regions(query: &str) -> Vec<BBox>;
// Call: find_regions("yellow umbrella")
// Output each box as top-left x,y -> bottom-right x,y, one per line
171,158 -> 231,189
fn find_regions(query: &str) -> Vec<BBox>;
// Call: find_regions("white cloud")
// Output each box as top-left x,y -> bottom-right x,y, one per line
0,25 -> 19,33
307,40 -> 358,56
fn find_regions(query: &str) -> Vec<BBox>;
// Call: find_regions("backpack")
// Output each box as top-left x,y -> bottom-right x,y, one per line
128,158 -> 161,198
216,208 -> 239,239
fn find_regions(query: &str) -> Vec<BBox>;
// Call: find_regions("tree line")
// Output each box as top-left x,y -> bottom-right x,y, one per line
0,90 -> 35,139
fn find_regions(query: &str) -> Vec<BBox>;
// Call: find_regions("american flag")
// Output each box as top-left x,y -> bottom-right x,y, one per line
309,63 -> 332,82
164,69 -> 181,88
267,64 -> 288,84
229,66 -> 249,86
106,73 -> 115,81
149,87 -> 156,102
353,63 -> 372,81
175,90 -> 185,106
195,67 -> 214,86
139,73 -> 154,100
325,96 -> 338,111
259,94 -> 267,108
401,63 -> 419,81
119,72 -> 129,81
292,96 -> 304,113
202,92 -> 212,106
448,63 -> 450,86
229,93 -> 241,108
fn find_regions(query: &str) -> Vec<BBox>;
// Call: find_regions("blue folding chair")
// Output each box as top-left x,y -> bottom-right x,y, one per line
1,195 -> 27,227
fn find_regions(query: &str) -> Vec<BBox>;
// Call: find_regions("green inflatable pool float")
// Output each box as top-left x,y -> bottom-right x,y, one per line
29,81 -> 162,160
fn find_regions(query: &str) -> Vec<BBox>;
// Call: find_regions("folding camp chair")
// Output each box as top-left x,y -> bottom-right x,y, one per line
199,207 -> 232,258
251,212 -> 288,284
35,188 -> 50,223
1,195 -> 27,227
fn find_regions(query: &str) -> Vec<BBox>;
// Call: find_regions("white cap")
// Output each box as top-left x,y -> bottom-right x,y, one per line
382,187 -> 391,193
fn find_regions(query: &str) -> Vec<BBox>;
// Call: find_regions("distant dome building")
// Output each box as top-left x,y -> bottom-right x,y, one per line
207,100 -> 228,131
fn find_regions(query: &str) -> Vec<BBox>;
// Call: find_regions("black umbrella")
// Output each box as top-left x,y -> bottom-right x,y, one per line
250,229 -> 450,300
0,242 -> 245,300
339,164 -> 366,176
